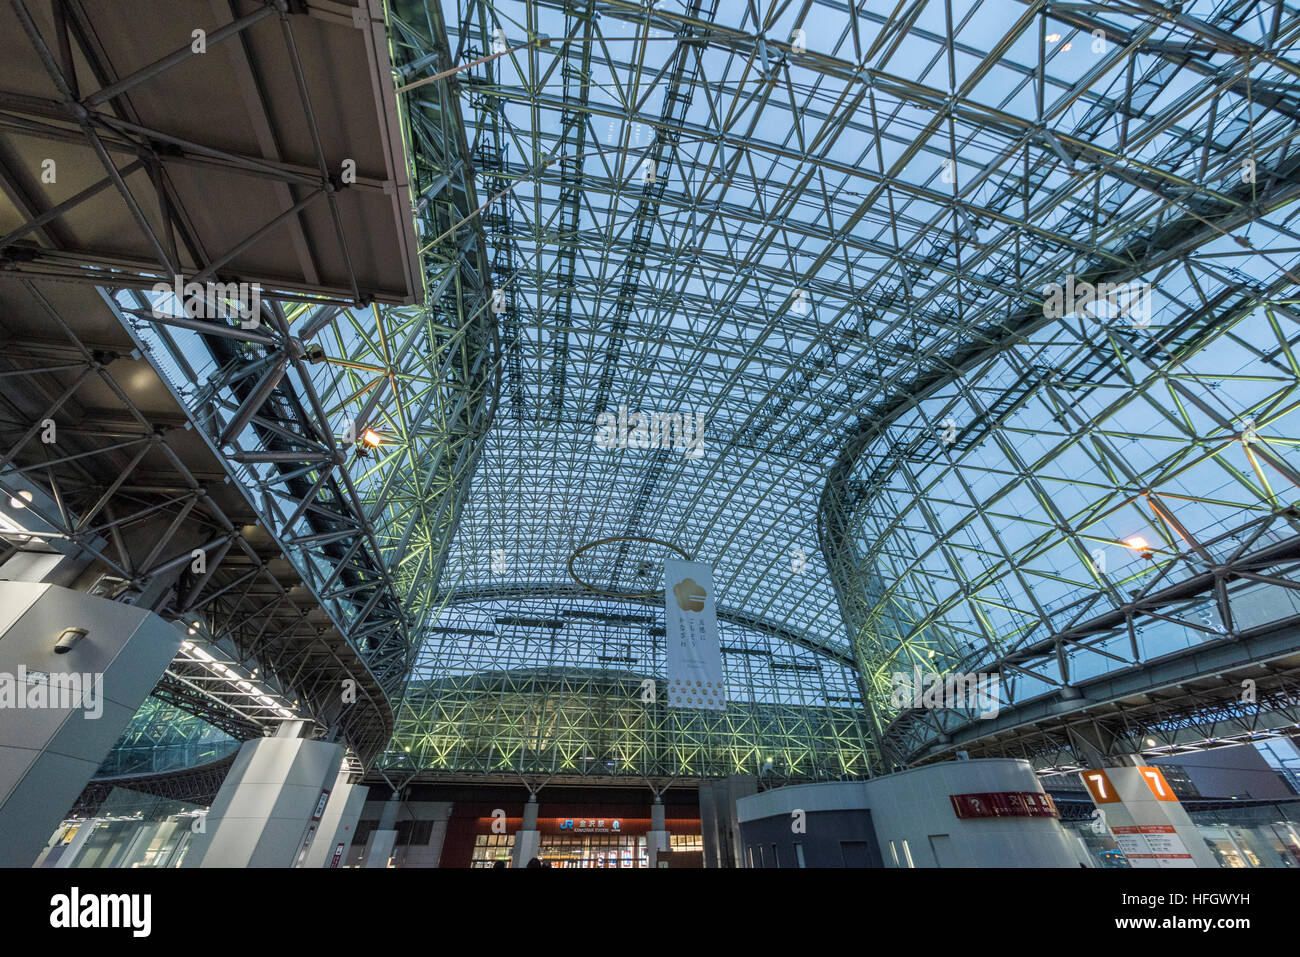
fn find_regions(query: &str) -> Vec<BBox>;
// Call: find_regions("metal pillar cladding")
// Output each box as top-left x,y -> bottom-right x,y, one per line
303,767 -> 369,868
511,794 -> 541,867
647,797 -> 670,868
0,581 -> 184,867
179,734 -> 344,868
364,795 -> 402,868
699,776 -> 757,868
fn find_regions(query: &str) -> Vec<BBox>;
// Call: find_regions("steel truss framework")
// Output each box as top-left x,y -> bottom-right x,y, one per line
70,755 -> 238,819
878,550 -> 1300,770
379,590 -> 871,781
380,0 -> 1300,780
0,0 -> 480,769
810,1 -> 1300,769
0,278 -> 395,761
0,0 -> 499,773
934,672 -> 1300,775
110,0 -> 497,714
94,698 -> 241,779
0,0 -> 420,304
104,48 -> 497,740
11,0 -> 1300,785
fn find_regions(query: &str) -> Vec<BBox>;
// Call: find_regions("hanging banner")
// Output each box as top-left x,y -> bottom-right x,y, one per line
664,559 -> 725,710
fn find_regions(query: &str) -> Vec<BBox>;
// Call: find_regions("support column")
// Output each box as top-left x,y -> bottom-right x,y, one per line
48,819 -> 97,868
510,794 -> 540,867
1081,763 -> 1220,868
420,803 -> 452,868
180,724 -> 344,868
0,581 -> 184,867
647,796 -> 670,868
303,768 -> 368,868
363,794 -> 401,868
699,776 -> 755,868
392,802 -> 451,868
699,783 -> 720,867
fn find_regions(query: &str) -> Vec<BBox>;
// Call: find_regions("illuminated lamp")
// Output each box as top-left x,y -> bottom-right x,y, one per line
1125,536 -> 1155,560
354,428 -> 384,459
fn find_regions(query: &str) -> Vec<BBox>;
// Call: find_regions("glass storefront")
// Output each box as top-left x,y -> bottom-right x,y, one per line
1188,801 -> 1300,868
670,833 -> 703,853
539,834 -> 647,868
462,809 -> 702,868
38,786 -> 207,869
469,833 -> 514,867
470,832 -> 656,867
1060,799 -> 1300,868
1196,819 -> 1300,868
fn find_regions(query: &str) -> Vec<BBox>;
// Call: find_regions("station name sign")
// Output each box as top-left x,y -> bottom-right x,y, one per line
558,818 -> 622,833
949,791 -> 1058,819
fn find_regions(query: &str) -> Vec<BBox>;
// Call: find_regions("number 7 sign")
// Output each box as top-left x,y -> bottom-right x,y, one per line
1082,766 -> 1180,805
1139,766 -> 1178,801
1081,769 -> 1121,804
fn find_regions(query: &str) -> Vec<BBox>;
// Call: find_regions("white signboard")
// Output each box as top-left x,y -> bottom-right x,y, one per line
1111,824 -> 1196,868
664,559 -> 725,710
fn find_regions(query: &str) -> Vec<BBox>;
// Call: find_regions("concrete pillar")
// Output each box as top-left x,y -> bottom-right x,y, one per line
391,802 -> 452,868
49,819 -> 97,868
180,732 -> 344,867
0,581 -> 184,867
31,829 -> 64,868
699,783 -> 720,867
420,803 -> 452,868
363,794 -> 401,868
1082,764 -> 1220,868
511,794 -> 540,867
699,776 -> 756,868
647,797 -> 670,868
303,768 -> 368,868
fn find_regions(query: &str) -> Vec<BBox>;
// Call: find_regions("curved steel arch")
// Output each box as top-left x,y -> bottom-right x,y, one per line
381,0 -> 1300,783
429,581 -> 857,668
877,528 -> 1300,770
381,584 -> 872,781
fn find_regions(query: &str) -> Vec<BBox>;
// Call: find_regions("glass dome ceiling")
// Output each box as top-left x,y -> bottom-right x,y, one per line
379,0 -> 1300,776
380,591 -> 870,779
114,0 -> 1300,777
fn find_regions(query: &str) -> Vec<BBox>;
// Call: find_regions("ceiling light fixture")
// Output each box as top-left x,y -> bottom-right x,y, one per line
1125,536 -> 1155,559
